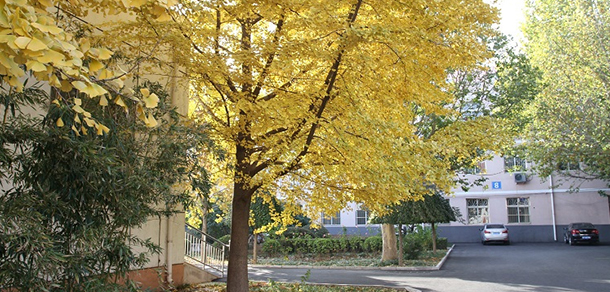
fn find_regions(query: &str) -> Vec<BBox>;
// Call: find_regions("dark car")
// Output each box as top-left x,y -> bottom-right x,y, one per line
564,222 -> 599,245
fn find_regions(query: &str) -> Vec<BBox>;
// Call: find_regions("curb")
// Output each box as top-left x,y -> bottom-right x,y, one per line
249,244 -> 455,272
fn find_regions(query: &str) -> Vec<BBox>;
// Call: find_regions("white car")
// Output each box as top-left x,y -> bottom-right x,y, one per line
480,223 -> 510,245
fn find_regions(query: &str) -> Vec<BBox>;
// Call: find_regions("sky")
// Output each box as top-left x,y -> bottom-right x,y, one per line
498,0 -> 527,42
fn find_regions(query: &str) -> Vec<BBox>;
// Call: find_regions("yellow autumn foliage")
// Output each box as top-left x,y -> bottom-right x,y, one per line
0,0 -> 177,133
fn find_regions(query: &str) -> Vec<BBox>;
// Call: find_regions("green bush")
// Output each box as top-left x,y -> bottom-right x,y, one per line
435,237 -> 448,250
292,238 -> 312,254
279,225 -> 329,239
403,236 -> 424,260
312,238 -> 334,254
363,236 -> 382,252
348,236 -> 365,252
262,239 -> 282,255
336,237 -> 349,252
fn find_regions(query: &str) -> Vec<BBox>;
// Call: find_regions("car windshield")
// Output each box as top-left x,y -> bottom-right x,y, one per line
486,224 -> 505,229
572,223 -> 595,229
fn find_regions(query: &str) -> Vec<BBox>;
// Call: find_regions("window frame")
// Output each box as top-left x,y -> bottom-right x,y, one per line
466,198 -> 489,225
356,209 -> 369,225
504,156 -> 528,172
322,212 -> 341,225
506,197 -> 530,224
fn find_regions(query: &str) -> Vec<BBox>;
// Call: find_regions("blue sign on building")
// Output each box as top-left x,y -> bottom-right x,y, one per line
492,181 -> 502,189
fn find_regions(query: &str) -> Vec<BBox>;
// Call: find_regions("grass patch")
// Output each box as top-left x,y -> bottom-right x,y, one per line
178,282 -> 403,292
251,249 -> 448,267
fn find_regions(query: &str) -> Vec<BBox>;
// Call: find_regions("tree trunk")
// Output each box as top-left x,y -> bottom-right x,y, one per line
431,223 -> 437,252
201,198 -> 208,234
381,224 -> 397,261
398,224 -> 404,266
226,181 -> 253,292
252,232 -> 258,264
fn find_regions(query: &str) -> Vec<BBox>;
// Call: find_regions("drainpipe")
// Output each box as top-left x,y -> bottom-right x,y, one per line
549,174 -> 557,241
166,215 -> 173,284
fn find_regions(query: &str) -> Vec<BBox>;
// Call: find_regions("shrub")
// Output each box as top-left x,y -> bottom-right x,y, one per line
403,236 -> 424,260
292,238 -> 312,254
435,237 -> 448,250
312,238 -> 334,254
348,236 -> 365,252
262,239 -> 282,255
336,236 -> 349,252
280,225 -> 329,239
363,236 -> 383,252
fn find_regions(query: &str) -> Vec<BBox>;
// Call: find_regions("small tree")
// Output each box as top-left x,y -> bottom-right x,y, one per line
373,191 -> 456,261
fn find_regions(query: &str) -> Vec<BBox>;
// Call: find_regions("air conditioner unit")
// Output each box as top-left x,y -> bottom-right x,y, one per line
514,172 -> 527,183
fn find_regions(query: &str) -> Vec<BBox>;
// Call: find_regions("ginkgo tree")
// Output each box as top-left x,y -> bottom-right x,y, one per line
108,1 -> 506,290
0,0 -> 178,132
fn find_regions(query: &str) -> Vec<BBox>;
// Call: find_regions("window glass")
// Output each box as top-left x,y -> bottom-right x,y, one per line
467,199 -> 489,224
356,209 -> 369,225
507,197 -> 530,223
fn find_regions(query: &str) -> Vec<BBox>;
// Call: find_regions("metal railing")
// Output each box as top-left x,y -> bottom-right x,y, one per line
184,224 -> 229,277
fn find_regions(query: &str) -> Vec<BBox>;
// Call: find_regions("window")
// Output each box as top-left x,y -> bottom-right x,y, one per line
356,209 -> 369,225
322,212 -> 341,225
463,161 -> 486,175
558,161 -> 581,171
507,197 -> 530,223
504,156 -> 527,172
467,199 -> 489,224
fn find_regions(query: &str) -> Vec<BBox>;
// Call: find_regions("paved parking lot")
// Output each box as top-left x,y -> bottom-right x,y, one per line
249,242 -> 610,292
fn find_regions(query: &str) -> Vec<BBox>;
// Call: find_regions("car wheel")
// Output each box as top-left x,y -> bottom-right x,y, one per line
565,236 -> 569,244
569,236 -> 574,246
505,241 -> 510,245
482,241 -> 487,245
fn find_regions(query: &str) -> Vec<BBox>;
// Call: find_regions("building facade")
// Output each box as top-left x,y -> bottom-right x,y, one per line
323,155 -> 610,243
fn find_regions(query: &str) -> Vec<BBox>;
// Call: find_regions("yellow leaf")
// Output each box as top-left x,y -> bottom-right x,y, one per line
72,125 -> 80,136
52,99 -> 60,106
96,124 -> 110,135
140,88 -> 150,97
37,0 -> 53,8
136,104 -> 146,121
97,48 -> 113,60
143,93 -> 159,108
72,81 -> 87,92
130,0 -> 148,8
74,114 -> 81,124
74,98 -> 82,106
99,95 -> 108,106
26,60 -> 46,72
83,117 -> 95,127
26,37 -> 48,51
79,38 -> 90,53
72,104 -> 85,114
146,113 -> 158,127
37,49 -> 65,64
14,36 -> 31,49
115,96 -> 127,108
81,125 -> 88,135
56,117 -> 64,127
89,60 -> 104,72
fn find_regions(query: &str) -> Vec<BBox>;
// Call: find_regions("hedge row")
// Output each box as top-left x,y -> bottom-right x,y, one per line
261,233 -> 448,259
261,236 -> 383,255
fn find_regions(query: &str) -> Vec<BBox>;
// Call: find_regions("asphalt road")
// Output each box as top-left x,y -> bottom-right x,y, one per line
248,242 -> 610,292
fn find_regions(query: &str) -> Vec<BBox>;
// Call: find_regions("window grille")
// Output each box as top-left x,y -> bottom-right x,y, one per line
467,199 -> 489,224
356,209 -> 369,225
507,197 -> 530,223
322,212 -> 341,225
